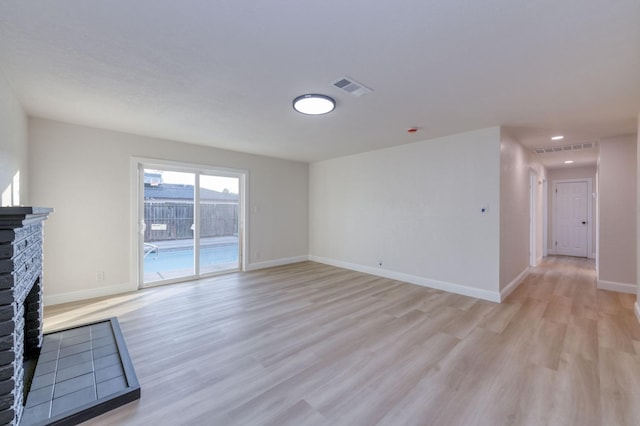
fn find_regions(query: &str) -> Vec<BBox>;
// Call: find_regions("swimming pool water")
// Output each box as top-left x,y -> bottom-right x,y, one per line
144,243 -> 239,273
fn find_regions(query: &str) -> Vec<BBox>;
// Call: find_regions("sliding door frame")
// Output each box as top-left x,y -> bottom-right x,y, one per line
130,157 -> 248,289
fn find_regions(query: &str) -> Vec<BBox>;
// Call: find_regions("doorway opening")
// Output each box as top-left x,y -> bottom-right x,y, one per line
132,159 -> 246,288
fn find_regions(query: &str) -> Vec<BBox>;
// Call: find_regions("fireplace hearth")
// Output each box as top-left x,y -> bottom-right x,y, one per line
0,207 -> 52,426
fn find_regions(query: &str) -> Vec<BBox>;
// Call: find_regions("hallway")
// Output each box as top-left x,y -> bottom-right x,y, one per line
502,255 -> 640,425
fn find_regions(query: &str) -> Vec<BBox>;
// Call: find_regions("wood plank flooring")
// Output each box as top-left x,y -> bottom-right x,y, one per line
43,256 -> 640,425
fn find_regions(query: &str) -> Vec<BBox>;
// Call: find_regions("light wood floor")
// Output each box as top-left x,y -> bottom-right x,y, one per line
44,257 -> 640,425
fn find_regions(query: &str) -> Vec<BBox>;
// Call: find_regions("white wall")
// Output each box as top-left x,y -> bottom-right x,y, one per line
499,130 -> 546,293
0,74 -> 28,206
546,166 -> 597,257
28,118 -> 309,305
598,134 -> 637,293
309,127 -> 502,301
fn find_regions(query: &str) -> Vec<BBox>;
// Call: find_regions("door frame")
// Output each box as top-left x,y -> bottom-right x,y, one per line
130,157 -> 248,289
552,178 -> 593,258
542,178 -> 548,257
529,171 -> 538,266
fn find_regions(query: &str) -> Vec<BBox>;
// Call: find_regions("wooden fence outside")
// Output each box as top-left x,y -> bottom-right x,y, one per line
144,202 -> 238,241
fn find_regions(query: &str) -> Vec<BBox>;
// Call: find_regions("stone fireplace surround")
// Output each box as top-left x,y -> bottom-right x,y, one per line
0,207 -> 53,425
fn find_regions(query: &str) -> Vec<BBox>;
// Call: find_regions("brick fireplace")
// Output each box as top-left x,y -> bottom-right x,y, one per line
0,207 -> 52,425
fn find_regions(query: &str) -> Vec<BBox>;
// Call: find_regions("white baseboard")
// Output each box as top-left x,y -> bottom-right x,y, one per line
44,282 -> 137,307
635,302 -> 640,325
246,255 -> 309,271
45,256 -> 309,306
500,267 -> 530,302
308,255 -> 501,303
597,279 -> 637,294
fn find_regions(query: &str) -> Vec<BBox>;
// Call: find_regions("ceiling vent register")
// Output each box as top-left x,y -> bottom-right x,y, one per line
534,142 -> 596,155
333,76 -> 373,97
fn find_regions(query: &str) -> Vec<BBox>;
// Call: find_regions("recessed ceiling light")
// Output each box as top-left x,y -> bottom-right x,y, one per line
551,135 -> 564,141
292,94 -> 335,115
564,160 -> 574,164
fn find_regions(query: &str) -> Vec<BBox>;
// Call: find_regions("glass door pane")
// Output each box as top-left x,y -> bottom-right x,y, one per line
143,169 -> 196,284
199,174 -> 240,274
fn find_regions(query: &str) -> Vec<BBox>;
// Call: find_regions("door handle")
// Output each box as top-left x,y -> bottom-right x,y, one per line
582,221 -> 587,225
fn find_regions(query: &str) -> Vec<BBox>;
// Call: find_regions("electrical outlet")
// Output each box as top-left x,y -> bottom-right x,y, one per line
378,260 -> 383,268
96,271 -> 105,282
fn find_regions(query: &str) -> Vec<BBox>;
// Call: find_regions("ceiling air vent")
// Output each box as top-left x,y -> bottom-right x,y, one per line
333,76 -> 373,97
532,141 -> 598,155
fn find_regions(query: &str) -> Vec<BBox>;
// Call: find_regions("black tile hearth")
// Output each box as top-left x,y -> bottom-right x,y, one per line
21,318 -> 140,426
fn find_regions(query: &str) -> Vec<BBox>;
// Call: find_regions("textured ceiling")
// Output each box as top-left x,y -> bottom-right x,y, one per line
0,0 -> 638,166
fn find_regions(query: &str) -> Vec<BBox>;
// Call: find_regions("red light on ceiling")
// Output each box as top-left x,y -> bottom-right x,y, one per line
407,127 -> 419,133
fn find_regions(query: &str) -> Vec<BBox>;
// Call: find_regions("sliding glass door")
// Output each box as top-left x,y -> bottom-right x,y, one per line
199,174 -> 240,275
139,163 -> 243,287
143,169 -> 195,284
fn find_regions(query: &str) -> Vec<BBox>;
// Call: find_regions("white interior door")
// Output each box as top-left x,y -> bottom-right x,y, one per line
555,181 -> 588,257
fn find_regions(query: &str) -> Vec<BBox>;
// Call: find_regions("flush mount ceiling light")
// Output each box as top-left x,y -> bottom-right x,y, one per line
293,94 -> 335,115
564,160 -> 574,164
551,135 -> 564,141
